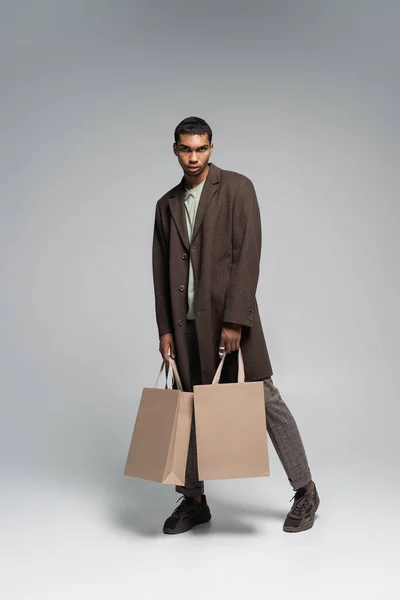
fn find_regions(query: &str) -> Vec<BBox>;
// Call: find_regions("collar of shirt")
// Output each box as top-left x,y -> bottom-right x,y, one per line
184,178 -> 205,201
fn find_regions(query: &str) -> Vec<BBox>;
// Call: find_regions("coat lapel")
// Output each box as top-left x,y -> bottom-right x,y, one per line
168,163 -> 221,250
168,178 -> 190,251
192,163 -> 221,243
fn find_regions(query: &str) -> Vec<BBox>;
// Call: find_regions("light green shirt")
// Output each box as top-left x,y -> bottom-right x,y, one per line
184,178 -> 206,319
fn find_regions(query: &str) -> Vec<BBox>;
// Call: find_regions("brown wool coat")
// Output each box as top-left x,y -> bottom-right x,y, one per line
152,162 -> 273,392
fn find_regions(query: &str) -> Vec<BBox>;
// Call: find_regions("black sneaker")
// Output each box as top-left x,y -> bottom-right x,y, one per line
283,483 -> 320,533
163,494 -> 211,535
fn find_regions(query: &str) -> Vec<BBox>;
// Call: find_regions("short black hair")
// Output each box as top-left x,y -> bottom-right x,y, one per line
174,116 -> 212,144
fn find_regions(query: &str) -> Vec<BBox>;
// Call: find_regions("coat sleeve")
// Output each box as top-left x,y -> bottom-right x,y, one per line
152,201 -> 173,337
223,177 -> 262,328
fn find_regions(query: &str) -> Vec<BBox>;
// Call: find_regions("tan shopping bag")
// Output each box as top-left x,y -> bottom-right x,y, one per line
194,349 -> 269,480
124,358 -> 193,485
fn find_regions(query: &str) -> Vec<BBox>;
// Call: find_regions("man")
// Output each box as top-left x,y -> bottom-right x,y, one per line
152,116 -> 320,535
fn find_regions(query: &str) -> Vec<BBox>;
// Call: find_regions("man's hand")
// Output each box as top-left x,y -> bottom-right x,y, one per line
219,322 -> 242,356
159,333 -> 175,361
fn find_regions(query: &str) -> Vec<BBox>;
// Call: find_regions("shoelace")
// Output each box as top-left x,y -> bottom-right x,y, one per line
173,495 -> 192,515
289,489 -> 311,517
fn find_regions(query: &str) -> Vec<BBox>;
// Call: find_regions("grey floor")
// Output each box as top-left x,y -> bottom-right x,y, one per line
2,456 -> 397,600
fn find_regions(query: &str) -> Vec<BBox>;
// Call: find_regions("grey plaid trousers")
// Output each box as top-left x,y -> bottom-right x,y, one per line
175,321 -> 312,497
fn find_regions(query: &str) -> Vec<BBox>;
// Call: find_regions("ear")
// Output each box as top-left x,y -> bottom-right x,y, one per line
173,143 -> 178,156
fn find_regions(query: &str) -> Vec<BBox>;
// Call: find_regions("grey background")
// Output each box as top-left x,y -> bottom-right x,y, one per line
0,2 -> 399,597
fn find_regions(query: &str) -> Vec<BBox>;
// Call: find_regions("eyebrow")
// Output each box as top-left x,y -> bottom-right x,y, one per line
178,144 -> 209,150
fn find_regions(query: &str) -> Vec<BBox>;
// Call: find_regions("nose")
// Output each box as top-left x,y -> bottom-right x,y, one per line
189,152 -> 198,164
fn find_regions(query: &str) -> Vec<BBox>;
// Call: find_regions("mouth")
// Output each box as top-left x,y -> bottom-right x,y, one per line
187,165 -> 200,171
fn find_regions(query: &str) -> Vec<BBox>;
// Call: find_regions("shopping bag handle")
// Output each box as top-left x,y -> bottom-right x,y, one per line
154,360 -> 170,390
211,347 -> 245,385
154,357 -> 184,391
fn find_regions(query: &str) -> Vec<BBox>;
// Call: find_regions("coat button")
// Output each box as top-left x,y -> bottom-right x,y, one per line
181,253 -> 188,260
178,320 -> 183,326
179,285 -> 185,292
249,316 -> 253,321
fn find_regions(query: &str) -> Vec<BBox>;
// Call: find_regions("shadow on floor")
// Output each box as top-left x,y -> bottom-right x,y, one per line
105,475 -> 296,538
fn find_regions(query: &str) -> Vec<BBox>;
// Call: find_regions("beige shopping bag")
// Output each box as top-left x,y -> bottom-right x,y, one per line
194,349 -> 269,480
124,358 -> 193,485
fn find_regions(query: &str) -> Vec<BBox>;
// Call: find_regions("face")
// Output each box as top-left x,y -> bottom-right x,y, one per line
173,133 -> 214,178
